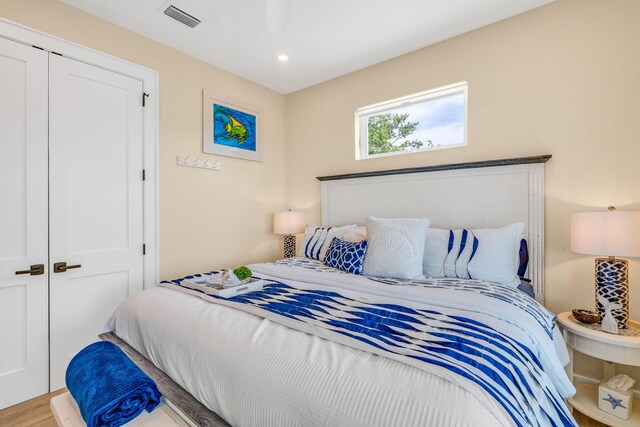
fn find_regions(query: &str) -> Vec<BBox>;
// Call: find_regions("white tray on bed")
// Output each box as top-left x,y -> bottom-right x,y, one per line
181,276 -> 263,298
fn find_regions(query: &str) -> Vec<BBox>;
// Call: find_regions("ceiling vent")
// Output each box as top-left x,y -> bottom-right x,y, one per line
163,5 -> 201,28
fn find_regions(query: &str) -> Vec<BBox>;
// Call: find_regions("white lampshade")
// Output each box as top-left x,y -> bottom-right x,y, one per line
570,210 -> 640,257
273,211 -> 305,235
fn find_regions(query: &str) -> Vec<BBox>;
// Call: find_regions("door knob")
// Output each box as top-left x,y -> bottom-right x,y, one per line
53,262 -> 82,273
15,264 -> 45,276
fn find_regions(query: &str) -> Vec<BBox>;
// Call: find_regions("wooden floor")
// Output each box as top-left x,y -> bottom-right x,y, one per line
0,390 -> 67,427
0,390 -> 607,427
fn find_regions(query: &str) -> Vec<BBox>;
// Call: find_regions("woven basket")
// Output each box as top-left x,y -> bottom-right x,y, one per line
572,309 -> 600,324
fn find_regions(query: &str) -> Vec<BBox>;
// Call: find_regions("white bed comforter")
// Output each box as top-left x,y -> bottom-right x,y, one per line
108,260 -> 574,427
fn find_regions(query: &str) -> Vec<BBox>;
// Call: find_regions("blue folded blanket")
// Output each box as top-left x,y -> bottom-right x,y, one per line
65,341 -> 162,427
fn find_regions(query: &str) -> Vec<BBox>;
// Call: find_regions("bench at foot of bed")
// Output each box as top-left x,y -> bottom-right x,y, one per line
98,332 -> 230,427
50,392 -> 188,427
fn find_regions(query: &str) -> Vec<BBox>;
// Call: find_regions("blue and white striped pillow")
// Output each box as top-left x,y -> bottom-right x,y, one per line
303,225 -> 355,261
323,238 -> 368,275
424,228 -> 477,278
423,224 -> 525,287
444,229 -> 478,279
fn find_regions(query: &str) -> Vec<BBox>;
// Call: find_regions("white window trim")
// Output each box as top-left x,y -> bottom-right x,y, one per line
356,82 -> 468,160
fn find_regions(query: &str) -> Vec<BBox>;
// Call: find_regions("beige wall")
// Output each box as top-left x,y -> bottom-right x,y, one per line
284,0 -> 640,380
0,0 -> 287,279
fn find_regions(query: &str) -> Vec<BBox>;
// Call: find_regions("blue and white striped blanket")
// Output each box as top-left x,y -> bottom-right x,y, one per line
273,257 -> 550,336
161,262 -> 575,427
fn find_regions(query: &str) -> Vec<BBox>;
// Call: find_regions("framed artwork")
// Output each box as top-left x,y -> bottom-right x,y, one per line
202,89 -> 263,162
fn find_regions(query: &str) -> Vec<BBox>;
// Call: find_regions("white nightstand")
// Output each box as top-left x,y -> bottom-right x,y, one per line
557,312 -> 640,426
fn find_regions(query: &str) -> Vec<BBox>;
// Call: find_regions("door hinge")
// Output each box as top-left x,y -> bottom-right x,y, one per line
143,244 -> 146,255
142,169 -> 146,181
142,92 -> 149,107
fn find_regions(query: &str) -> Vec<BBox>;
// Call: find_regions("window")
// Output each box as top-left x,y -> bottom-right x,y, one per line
356,82 -> 467,159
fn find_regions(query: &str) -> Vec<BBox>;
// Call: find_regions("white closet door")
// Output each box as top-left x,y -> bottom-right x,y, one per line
49,54 -> 145,390
0,38 -> 49,409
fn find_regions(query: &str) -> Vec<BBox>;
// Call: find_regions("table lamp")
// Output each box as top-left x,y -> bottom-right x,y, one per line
570,207 -> 640,329
273,210 -> 305,258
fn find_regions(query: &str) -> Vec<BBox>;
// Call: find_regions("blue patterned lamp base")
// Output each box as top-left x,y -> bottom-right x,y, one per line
595,257 -> 629,329
283,235 -> 296,258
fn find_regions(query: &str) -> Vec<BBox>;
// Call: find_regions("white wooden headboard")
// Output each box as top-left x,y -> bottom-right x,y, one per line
318,156 -> 550,304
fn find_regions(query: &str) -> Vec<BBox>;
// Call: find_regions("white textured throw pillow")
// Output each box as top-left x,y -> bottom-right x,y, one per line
362,216 -> 430,279
302,224 -> 356,261
467,223 -> 525,287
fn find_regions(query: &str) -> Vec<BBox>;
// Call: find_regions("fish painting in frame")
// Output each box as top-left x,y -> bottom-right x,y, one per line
203,90 -> 263,162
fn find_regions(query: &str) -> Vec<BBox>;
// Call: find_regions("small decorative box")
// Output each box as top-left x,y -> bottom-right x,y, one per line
598,380 -> 633,420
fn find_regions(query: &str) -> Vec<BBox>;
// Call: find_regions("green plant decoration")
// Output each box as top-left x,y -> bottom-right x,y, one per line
233,266 -> 252,281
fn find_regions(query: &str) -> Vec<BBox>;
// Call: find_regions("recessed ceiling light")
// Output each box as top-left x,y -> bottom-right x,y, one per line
277,54 -> 289,62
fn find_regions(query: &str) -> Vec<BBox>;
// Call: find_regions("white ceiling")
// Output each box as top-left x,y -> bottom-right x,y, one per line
60,0 -> 554,94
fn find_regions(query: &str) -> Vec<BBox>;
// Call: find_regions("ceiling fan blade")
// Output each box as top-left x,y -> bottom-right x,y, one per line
266,0 -> 292,34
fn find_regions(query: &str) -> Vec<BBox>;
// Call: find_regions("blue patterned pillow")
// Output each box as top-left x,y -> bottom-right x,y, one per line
323,237 -> 368,275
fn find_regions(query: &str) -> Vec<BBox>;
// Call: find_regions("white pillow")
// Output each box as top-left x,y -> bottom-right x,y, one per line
302,224 -> 356,261
467,223 -> 524,287
342,226 -> 367,242
362,216 -> 430,279
423,228 -> 450,277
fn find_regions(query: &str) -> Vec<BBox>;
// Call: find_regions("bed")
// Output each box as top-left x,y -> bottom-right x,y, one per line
106,155 -> 577,426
